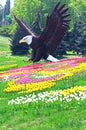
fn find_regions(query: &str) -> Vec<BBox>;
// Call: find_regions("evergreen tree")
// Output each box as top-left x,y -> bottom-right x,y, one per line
4,0 -> 10,16
31,11 -> 42,35
71,22 -> 86,55
10,26 -> 29,55
53,41 -> 67,58
53,32 -> 73,58
80,35 -> 86,55
0,5 -> 3,23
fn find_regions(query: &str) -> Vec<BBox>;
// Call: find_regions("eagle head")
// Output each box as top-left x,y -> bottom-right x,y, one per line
19,35 -> 32,45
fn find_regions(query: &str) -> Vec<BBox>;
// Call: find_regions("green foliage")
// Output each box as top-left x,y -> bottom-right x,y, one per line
68,0 -> 86,30
0,25 -> 10,37
9,0 -> 86,34
0,36 -> 29,67
9,0 -> 44,34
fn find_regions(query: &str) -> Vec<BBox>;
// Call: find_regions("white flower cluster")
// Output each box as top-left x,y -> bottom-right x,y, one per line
8,90 -> 86,105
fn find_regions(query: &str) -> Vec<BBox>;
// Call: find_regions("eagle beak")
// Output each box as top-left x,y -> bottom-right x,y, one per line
19,39 -> 25,43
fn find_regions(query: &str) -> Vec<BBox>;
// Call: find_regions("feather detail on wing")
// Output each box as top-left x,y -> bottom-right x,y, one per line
39,2 -> 70,54
13,13 -> 36,37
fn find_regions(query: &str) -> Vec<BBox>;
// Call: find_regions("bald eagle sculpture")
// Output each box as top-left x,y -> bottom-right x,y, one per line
13,2 -> 70,62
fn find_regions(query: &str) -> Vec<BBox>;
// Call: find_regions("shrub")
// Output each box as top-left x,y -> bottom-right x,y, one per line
10,26 -> 29,55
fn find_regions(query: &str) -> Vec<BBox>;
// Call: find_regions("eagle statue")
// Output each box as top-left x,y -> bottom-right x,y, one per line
13,2 -> 70,62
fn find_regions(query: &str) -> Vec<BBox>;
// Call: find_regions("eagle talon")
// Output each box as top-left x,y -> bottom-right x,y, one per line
29,59 -> 33,62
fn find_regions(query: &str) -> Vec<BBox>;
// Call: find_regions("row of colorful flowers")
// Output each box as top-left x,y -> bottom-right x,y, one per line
8,85 -> 86,105
3,57 -> 86,94
0,63 -> 17,71
4,80 -> 55,94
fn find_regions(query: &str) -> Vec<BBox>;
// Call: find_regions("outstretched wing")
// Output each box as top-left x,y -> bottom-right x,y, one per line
13,14 -> 36,37
13,3 -> 70,55
39,2 -> 70,54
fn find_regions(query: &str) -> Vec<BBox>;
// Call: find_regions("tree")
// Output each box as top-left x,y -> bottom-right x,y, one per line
31,11 -> 42,35
74,22 -> 86,55
79,35 -> 86,55
4,0 -> 10,16
9,0 -> 86,34
0,5 -> 3,23
10,26 -> 29,55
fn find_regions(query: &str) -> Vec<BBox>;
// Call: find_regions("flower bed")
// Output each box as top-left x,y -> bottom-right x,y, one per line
8,85 -> 86,105
0,57 -> 86,105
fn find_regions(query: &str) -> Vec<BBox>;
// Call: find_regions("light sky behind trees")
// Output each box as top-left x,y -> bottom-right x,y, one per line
0,0 -> 14,8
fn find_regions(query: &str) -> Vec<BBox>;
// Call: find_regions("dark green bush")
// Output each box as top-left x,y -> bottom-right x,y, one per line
10,26 -> 29,55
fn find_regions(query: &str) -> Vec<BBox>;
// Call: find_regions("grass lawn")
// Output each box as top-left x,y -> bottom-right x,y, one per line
0,36 -> 86,130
